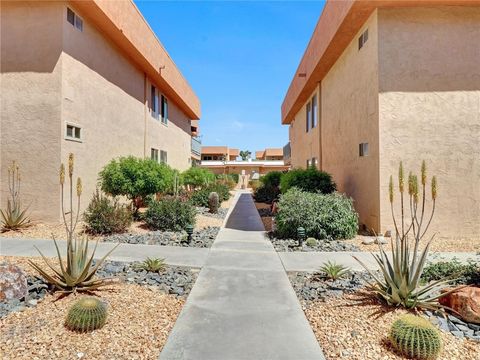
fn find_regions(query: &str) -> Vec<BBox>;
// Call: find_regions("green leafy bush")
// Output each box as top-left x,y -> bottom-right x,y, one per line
99,157 -> 174,214
421,259 -> 480,285
189,184 -> 230,207
144,197 -> 196,231
181,167 -> 215,189
260,171 -> 283,188
280,167 -> 336,194
319,261 -> 350,281
84,191 -> 132,235
253,184 -> 280,204
249,180 -> 261,191
275,188 -> 358,240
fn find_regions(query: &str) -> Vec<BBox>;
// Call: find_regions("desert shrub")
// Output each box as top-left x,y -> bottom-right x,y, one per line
253,184 -> 280,204
0,161 -> 30,230
260,171 -> 283,188
144,197 -> 196,231
99,157 -> 174,214
275,188 -> 358,240
249,180 -> 261,191
229,173 -> 239,183
421,259 -> 480,285
84,191 -> 132,235
182,167 -> 215,189
280,167 -> 336,194
189,184 -> 230,207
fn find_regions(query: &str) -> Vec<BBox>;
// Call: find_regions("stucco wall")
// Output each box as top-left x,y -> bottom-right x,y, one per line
321,11 -> 380,231
378,7 -> 480,239
1,1 -> 63,221
289,84 -> 321,169
1,1 -> 195,222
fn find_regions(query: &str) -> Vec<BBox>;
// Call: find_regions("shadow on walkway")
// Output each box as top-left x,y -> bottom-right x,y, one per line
224,193 -> 265,231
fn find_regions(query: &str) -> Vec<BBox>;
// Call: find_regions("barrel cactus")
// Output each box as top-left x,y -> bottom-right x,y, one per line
390,314 -> 442,359
208,192 -> 219,213
65,297 -> 107,332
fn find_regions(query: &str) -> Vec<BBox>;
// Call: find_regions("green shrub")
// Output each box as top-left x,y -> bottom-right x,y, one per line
253,184 -> 280,204
280,167 -> 336,194
84,191 -> 132,235
99,157 -> 174,214
249,180 -> 261,191
144,197 -> 196,231
181,167 -> 215,189
390,314 -> 442,359
1,161 -> 30,231
229,173 -> 239,183
189,184 -> 230,207
305,238 -> 317,247
319,261 -> 350,281
421,259 -> 480,285
134,257 -> 166,273
260,171 -> 283,188
275,188 -> 358,240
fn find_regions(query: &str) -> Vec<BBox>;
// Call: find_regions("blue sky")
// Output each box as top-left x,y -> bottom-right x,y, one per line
134,1 -> 326,155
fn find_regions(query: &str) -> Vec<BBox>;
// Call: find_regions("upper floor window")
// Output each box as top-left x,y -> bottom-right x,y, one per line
67,8 -> 83,32
151,85 -> 159,120
161,95 -> 168,125
358,29 -> 368,50
306,102 -> 311,132
151,148 -> 159,162
311,95 -> 318,129
160,150 -> 168,164
359,143 -> 369,157
66,124 -> 81,141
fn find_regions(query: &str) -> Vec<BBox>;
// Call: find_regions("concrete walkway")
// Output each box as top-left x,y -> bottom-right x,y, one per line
159,191 -> 325,360
0,237 -> 209,268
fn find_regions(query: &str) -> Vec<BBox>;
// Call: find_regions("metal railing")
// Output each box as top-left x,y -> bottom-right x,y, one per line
191,137 -> 202,156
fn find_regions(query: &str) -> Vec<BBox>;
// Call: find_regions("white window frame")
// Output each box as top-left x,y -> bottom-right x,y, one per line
151,85 -> 159,120
160,150 -> 168,164
161,95 -> 168,125
65,123 -> 82,142
151,148 -> 159,162
67,8 -> 83,32
359,143 -> 369,157
306,102 -> 311,132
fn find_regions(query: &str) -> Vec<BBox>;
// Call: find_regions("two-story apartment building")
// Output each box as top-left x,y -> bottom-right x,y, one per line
1,0 -> 201,221
282,0 -> 479,238
255,148 -> 284,161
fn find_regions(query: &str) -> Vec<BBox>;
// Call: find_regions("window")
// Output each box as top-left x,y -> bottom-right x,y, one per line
151,85 -> 159,119
311,157 -> 317,169
358,29 -> 368,50
66,124 -> 81,141
306,102 -> 311,132
160,150 -> 168,164
161,95 -> 168,125
359,143 -> 369,157
311,95 -> 317,129
306,159 -> 311,168
151,148 -> 159,162
67,8 -> 83,32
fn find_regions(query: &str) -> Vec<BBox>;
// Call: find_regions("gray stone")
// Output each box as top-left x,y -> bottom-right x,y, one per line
362,238 -> 375,245
451,330 -> 464,338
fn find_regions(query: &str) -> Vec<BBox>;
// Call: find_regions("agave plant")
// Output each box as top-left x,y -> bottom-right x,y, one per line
134,257 -> 167,273
319,261 -> 350,281
353,161 -> 454,310
29,154 -> 118,293
0,161 -> 30,230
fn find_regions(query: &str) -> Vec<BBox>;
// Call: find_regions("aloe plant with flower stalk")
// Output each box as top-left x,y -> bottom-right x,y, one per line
0,161 -> 30,230
29,153 -> 118,293
353,161 -> 454,310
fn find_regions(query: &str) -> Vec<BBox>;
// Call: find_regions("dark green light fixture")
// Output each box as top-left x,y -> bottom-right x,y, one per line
297,227 -> 306,247
185,224 -> 194,243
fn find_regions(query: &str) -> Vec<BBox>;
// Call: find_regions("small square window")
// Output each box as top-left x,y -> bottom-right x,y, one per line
66,124 -> 81,140
67,8 -> 75,25
75,16 -> 83,31
306,159 -> 311,168
359,143 -> 369,157
311,157 -> 317,169
160,150 -> 168,164
67,7 -> 83,32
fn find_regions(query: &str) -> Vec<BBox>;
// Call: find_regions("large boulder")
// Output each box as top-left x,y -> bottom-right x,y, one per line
439,286 -> 480,324
0,263 -> 28,302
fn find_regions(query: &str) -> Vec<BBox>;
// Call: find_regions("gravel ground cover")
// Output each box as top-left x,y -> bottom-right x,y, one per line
103,226 -> 219,247
196,206 -> 229,220
303,292 -> 479,360
270,237 -> 360,252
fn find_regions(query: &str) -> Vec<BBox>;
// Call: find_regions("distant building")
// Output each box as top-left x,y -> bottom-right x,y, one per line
281,0 -> 480,238
1,0 -> 200,221
200,146 -> 288,178
255,148 -> 284,161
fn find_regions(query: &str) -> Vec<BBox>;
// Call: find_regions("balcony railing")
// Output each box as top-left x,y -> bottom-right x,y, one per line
191,137 -> 201,156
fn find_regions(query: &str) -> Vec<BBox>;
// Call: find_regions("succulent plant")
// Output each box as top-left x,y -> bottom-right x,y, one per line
0,161 -> 30,230
390,314 -> 442,359
30,153 -> 118,293
65,297 -> 107,332
135,257 -> 166,273
208,191 -> 219,214
305,237 -> 317,247
319,261 -> 350,281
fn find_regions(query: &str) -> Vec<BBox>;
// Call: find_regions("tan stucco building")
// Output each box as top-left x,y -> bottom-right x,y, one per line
1,0 -> 200,221
282,0 -> 480,239
255,148 -> 284,161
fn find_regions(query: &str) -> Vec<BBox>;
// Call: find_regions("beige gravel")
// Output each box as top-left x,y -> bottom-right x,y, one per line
0,256 -> 184,360
304,291 -> 479,360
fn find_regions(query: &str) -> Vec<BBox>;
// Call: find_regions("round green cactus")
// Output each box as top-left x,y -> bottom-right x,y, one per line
208,191 -> 219,214
305,238 -> 317,247
390,314 -> 442,360
65,297 -> 107,332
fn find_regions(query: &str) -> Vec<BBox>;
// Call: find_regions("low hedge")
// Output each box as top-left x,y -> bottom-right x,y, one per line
189,183 -> 231,207
280,167 -> 336,194
144,197 -> 196,231
275,188 -> 358,240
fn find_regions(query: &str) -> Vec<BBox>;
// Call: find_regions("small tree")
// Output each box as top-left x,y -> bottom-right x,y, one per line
239,150 -> 251,161
181,167 -> 215,190
99,156 -> 174,215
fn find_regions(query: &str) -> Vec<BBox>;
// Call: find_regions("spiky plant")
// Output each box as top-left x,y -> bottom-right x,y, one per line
29,153 -> 118,293
319,261 -> 350,281
353,161 -> 453,310
134,257 -> 166,273
0,161 -> 30,230
65,297 -> 107,332
390,314 -> 442,359
208,191 -> 219,214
